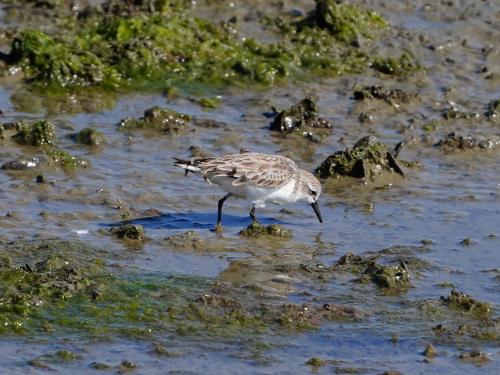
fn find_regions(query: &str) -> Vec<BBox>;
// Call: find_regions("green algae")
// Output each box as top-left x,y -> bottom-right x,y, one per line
0,241 -> 104,335
458,350 -> 490,364
434,132 -> 477,150
9,29 -> 121,89
91,362 -> 112,370
298,0 -> 388,44
2,0 -> 398,93
197,97 -> 222,109
36,350 -> 81,363
353,85 -> 416,106
13,119 -> 56,146
370,52 -> 421,76
276,303 -> 363,330
239,222 -> 292,239
365,263 -> 409,291
315,136 -> 405,180
306,357 -> 325,367
422,343 -> 438,358
71,127 -> 105,146
333,250 -> 413,293
119,106 -> 190,132
43,148 -> 90,170
440,289 -> 493,317
0,238 -> 370,341
101,0 -> 190,16
110,224 -> 145,241
7,13 -> 295,89
0,239 -> 218,338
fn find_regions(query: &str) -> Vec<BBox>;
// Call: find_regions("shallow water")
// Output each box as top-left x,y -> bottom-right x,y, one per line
0,0 -> 499,374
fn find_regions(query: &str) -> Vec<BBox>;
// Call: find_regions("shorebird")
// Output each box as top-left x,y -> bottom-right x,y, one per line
173,152 -> 323,229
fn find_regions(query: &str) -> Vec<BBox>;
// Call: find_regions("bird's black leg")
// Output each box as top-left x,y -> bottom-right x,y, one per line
216,193 -> 232,228
249,205 -> 258,223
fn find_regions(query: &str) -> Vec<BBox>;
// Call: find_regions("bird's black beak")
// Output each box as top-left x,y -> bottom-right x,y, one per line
311,202 -> 323,223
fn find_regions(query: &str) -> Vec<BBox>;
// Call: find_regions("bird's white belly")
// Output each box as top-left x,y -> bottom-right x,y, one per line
210,176 -> 296,205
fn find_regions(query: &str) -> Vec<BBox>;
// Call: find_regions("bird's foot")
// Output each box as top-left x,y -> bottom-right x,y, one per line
213,223 -> 223,234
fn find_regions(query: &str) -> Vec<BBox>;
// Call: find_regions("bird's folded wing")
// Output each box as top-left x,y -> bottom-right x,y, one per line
200,154 -> 298,188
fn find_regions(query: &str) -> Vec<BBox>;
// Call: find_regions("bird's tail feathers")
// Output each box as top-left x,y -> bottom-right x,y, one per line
173,156 -> 206,176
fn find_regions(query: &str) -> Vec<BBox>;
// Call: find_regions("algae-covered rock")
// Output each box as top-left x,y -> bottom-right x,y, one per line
4,10 -> 294,89
44,148 -> 90,170
333,250 -> 413,292
485,98 -> 500,119
197,97 -> 222,109
1,156 -> 43,170
371,52 -> 421,76
458,350 -> 490,364
299,0 -> 388,44
440,289 -> 493,317
90,362 -> 112,370
70,127 -> 105,146
0,240 -> 104,334
13,120 -> 56,146
315,135 -> 405,180
119,106 -> 190,132
164,230 -> 204,249
239,222 -> 292,239
110,224 -> 145,241
441,104 -> 480,120
270,97 -> 332,134
353,85 -> 416,106
423,343 -> 438,358
365,262 -> 410,290
9,29 -> 120,88
306,357 -> 325,367
434,132 -> 500,151
37,350 -> 81,363
102,0 -> 188,16
276,303 -> 364,329
335,251 -> 364,266
3,0 -> 395,92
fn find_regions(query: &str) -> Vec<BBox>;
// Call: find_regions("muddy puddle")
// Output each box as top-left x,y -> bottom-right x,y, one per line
0,0 -> 499,374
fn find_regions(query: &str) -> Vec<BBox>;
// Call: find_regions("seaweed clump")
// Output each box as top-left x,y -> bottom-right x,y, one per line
3,0 -> 396,92
364,262 -> 409,290
239,222 -> 292,239
440,289 -> 493,317
333,251 -> 411,293
44,148 -> 90,170
298,0 -> 388,44
110,224 -> 145,241
119,106 -> 190,132
1,157 -> 43,170
276,302 -> 364,330
70,128 -> 105,146
8,29 -> 121,89
315,136 -> 405,180
13,120 -> 56,146
5,11 -> 294,89
269,97 -> 332,135
485,98 -> 500,119
434,132 -> 500,151
0,241 -> 104,334
353,85 -> 416,106
370,52 -> 421,76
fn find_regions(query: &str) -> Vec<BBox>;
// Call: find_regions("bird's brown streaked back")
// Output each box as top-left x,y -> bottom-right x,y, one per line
198,153 -> 298,189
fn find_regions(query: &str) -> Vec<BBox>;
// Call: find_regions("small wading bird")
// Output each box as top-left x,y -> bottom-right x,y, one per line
173,152 -> 323,229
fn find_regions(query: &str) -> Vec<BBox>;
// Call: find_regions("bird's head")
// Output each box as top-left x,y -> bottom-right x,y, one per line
299,170 -> 323,223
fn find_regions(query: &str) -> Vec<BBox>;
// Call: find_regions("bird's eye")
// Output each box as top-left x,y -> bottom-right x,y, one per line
310,190 -> 317,196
